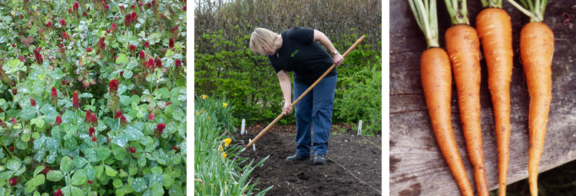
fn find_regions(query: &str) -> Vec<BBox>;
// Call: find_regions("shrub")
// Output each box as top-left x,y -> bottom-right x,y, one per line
0,0 -> 187,195
335,64 -> 382,135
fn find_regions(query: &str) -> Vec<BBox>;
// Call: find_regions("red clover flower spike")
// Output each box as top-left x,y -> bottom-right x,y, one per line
175,59 -> 182,67
46,21 -> 53,28
73,2 -> 79,10
89,127 -> 95,136
129,45 -> 136,53
157,123 -> 166,133
73,90 -> 79,109
9,178 -> 16,186
60,19 -> 66,26
30,98 -> 36,107
144,41 -> 150,48
90,113 -> 98,126
85,110 -> 92,123
51,87 -> 57,98
56,116 -> 63,125
155,58 -> 162,68
42,166 -> 50,174
33,49 -> 43,64
147,59 -> 154,70
139,51 -> 145,60
115,110 -> 123,119
51,86 -> 58,105
109,79 -> 119,92
125,14 -> 132,26
169,38 -> 175,48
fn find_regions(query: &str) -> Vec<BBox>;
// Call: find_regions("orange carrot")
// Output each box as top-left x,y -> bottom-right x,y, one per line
421,48 -> 474,196
476,6 -> 513,195
508,0 -> 554,195
522,22 -> 553,196
443,0 -> 489,195
409,0 -> 474,195
445,24 -> 489,196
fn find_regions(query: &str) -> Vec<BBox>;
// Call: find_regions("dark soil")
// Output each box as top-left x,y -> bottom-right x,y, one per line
232,124 -> 382,196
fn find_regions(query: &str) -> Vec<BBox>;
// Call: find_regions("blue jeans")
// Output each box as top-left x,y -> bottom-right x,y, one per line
294,75 -> 336,156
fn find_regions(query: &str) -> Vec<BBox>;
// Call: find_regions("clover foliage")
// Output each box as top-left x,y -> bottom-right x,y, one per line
0,0 -> 186,195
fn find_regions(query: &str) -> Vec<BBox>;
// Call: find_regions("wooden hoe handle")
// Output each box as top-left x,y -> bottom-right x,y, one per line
244,35 -> 366,151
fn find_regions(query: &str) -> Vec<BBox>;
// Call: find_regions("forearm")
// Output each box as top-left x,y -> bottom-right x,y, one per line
279,78 -> 292,105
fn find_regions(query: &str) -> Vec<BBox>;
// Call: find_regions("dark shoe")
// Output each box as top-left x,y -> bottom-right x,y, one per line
313,154 -> 326,165
286,154 -> 310,161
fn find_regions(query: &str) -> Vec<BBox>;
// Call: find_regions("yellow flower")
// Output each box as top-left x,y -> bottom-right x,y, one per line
196,111 -> 199,115
202,95 -> 207,99
219,145 -> 223,151
222,152 -> 227,159
208,116 -> 210,119
223,103 -> 228,108
202,109 -> 205,113
223,138 -> 232,147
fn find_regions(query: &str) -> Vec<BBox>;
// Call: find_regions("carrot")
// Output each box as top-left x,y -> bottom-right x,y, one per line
443,1 -> 489,195
476,1 -> 513,194
409,0 -> 474,195
421,48 -> 474,196
508,0 -> 553,195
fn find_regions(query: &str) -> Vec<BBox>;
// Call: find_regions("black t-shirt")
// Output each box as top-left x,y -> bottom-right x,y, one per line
268,27 -> 337,84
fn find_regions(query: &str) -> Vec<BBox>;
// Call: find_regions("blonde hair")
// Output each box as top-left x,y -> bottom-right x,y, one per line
249,28 -> 278,55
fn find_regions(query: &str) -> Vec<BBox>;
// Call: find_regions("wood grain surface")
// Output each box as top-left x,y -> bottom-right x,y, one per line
390,0 -> 576,195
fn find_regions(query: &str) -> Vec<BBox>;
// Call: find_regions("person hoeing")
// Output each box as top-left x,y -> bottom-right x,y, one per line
249,27 -> 344,165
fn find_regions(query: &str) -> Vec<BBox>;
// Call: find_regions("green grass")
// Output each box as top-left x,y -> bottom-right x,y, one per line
194,95 -> 272,195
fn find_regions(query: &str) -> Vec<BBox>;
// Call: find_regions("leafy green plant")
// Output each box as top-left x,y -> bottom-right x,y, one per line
0,0 -> 187,195
335,64 -> 382,135
194,95 -> 271,196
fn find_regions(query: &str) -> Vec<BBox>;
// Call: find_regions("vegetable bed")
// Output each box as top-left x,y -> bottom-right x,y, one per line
236,124 -> 382,196
390,0 -> 576,195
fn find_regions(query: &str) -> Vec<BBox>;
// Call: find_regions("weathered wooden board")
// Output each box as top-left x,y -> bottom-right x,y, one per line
390,0 -> 576,195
